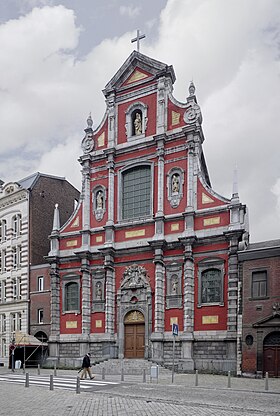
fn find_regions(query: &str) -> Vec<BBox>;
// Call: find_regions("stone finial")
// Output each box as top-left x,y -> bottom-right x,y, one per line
87,113 -> 93,129
52,203 -> 60,232
188,81 -> 196,97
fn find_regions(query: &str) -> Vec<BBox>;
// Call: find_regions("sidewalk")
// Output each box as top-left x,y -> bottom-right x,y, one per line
0,365 -> 279,394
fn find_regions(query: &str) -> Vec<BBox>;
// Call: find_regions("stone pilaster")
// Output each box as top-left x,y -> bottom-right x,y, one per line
183,241 -> 195,332
226,233 -> 241,333
50,262 -> 60,337
104,250 -> 115,335
81,159 -> 91,248
154,134 -> 166,239
80,257 -> 91,335
153,246 -> 165,333
105,150 -> 115,245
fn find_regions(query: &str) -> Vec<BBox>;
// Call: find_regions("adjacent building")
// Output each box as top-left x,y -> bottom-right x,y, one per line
47,51 -> 248,373
238,240 -> 280,377
0,172 -> 79,366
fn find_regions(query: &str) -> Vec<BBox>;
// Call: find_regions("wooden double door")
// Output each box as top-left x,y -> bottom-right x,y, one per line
263,346 -> 280,377
124,323 -> 145,358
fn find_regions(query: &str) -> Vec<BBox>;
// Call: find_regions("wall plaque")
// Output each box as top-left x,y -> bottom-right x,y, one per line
125,229 -> 145,238
203,217 -> 220,226
170,317 -> 178,325
172,111 -> 180,126
202,192 -> 214,204
96,236 -> 103,243
66,321 -> 77,329
95,320 -> 102,328
66,240 -> 78,247
202,315 -> 219,324
171,223 -> 179,231
97,132 -> 105,147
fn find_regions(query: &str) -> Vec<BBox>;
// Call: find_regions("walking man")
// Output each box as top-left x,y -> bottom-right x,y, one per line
80,352 -> 94,379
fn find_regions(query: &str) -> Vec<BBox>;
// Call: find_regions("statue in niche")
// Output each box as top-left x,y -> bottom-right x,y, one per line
95,282 -> 102,300
171,276 -> 178,295
134,112 -> 142,135
172,174 -> 180,194
96,191 -> 103,209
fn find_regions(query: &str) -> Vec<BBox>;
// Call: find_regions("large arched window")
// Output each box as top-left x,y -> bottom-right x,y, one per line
121,165 -> 152,220
198,258 -> 225,306
201,268 -> 222,304
64,281 -> 79,312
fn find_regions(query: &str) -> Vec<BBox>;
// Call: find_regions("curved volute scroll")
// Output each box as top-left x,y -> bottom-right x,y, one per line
121,264 -> 150,289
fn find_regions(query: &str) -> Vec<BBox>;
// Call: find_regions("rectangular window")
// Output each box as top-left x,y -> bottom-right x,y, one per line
38,309 -> 43,324
12,279 -> 17,299
11,313 -> 16,332
122,166 -> 151,220
2,281 -> 6,302
12,214 -> 21,237
0,314 -> 6,332
38,276 -> 44,292
1,338 -> 6,357
0,250 -> 7,273
252,271 -> 267,298
17,313 -> 22,331
0,220 -> 7,242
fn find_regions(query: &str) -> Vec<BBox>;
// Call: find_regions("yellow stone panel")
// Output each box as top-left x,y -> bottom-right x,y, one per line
171,223 -> 179,231
66,321 -> 77,329
171,111 -> 180,126
96,236 -> 103,243
66,240 -> 78,247
203,217 -> 220,226
202,315 -> 219,324
126,70 -> 148,84
97,132 -> 105,147
125,229 -> 145,238
95,320 -> 102,328
71,217 -> 79,227
202,192 -> 214,204
170,317 -> 178,325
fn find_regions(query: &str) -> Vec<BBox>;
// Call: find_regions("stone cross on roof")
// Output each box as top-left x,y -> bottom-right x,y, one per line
131,29 -> 146,52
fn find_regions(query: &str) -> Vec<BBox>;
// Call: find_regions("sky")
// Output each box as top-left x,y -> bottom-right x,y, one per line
0,0 -> 279,243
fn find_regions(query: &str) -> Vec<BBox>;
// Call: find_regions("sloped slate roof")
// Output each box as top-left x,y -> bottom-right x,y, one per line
17,172 -> 65,190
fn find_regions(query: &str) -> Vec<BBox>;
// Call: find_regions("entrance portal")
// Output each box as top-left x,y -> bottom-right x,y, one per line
263,332 -> 280,377
124,311 -> 145,358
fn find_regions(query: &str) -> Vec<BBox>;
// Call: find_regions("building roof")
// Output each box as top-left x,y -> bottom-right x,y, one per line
247,239 -> 280,250
17,172 -> 65,190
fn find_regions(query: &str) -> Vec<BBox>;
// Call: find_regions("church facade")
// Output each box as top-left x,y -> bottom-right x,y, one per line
48,51 -> 247,373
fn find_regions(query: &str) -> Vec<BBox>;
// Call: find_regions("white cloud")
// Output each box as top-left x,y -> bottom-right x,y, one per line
119,5 -> 141,18
0,0 -> 279,242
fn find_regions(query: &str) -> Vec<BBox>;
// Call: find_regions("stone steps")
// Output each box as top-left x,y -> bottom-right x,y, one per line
92,358 -> 172,375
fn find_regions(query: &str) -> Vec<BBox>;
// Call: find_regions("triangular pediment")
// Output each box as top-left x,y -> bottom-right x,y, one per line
103,51 -> 175,96
124,68 -> 150,85
253,313 -> 280,328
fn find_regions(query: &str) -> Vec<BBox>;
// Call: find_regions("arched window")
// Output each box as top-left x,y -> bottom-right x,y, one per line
64,281 -> 79,312
121,165 -> 152,220
201,268 -> 222,304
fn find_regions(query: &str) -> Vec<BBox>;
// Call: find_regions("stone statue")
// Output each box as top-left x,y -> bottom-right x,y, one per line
172,278 -> 178,294
96,282 -> 102,300
134,112 -> 142,135
96,191 -> 103,209
172,174 -> 180,193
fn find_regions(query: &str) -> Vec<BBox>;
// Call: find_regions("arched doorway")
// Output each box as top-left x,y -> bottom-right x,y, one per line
263,332 -> 280,377
124,310 -> 145,358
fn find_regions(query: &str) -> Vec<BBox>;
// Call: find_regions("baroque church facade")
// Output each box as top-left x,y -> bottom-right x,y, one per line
47,51 -> 247,372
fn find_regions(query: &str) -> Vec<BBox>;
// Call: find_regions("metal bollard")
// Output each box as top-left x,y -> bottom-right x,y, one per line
143,368 -> 146,383
227,371 -> 231,388
37,364 -> 40,375
23,364 -> 26,374
265,372 -> 269,391
121,366 -> 124,381
102,367 -> 105,381
76,376 -> 80,394
54,364 -> 57,377
195,370 -> 198,386
50,374 -> 54,390
25,372 -> 29,388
